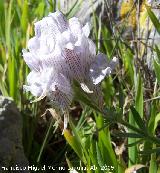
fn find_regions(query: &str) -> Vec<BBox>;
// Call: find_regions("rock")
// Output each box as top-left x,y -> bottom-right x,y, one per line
0,96 -> 29,173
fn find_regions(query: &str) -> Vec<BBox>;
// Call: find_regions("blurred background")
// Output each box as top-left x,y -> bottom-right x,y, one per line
0,0 -> 160,172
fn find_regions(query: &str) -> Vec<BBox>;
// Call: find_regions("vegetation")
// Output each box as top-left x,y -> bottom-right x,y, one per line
0,0 -> 160,172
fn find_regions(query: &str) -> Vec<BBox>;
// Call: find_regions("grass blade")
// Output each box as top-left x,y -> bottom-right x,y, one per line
145,5 -> 160,35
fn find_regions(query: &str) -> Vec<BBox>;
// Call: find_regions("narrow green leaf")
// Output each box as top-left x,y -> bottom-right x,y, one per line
37,119 -> 54,163
66,119 -> 87,164
35,2 -> 45,18
157,166 -> 160,173
154,59 -> 160,82
139,147 -> 160,155
96,142 -> 104,168
64,129 -> 86,164
0,81 -> 8,96
66,0 -> 83,19
154,113 -> 160,132
149,146 -> 158,173
113,132 -> 144,138
142,103 -> 156,164
8,56 -> 17,100
96,114 -> 117,171
101,26 -> 113,57
5,0 -> 13,51
21,0 -> 28,33
135,74 -> 143,117
126,139 -> 144,147
146,5 -> 160,35
155,45 -> 160,62
89,141 -> 101,173
128,111 -> 137,167
121,47 -> 134,84
130,106 -> 146,131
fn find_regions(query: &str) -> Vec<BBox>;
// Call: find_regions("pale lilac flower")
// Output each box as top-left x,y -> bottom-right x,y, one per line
23,11 -> 118,129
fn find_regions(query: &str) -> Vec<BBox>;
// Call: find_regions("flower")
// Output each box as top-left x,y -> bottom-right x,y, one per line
23,11 -> 118,128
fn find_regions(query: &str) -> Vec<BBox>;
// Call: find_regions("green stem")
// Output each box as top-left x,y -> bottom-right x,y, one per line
37,118 -> 54,163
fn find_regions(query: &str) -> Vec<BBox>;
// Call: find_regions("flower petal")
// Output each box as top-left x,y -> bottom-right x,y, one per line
82,23 -> 90,37
69,17 -> 82,37
22,50 -> 41,71
23,85 -> 43,97
80,83 -> 93,93
49,10 -> 68,32
90,54 -> 118,85
49,87 -> 72,111
27,37 -> 40,52
50,73 -> 72,99
64,48 -> 84,81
